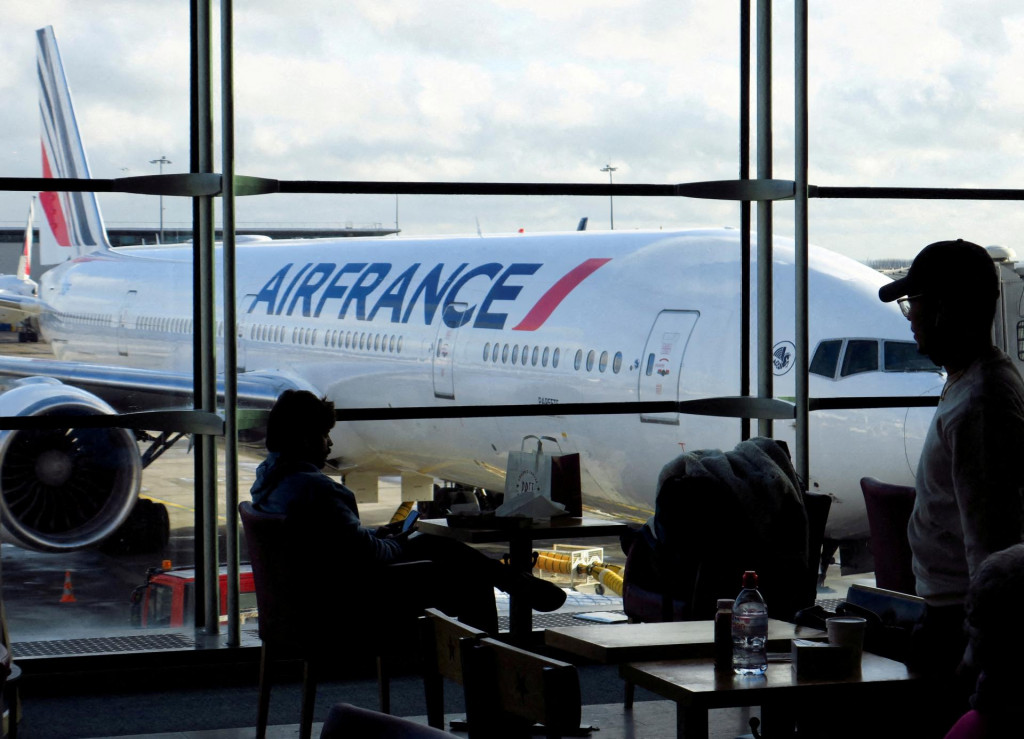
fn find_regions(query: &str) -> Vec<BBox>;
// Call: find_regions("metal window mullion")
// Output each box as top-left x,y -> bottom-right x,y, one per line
794,0 -> 810,489
756,0 -> 773,439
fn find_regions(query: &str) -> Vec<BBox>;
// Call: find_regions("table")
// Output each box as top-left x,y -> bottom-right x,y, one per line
416,516 -> 629,640
546,619 -> 825,664
620,653 -> 926,738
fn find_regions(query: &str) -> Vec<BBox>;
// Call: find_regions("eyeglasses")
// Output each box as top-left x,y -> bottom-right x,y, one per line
897,294 -> 924,318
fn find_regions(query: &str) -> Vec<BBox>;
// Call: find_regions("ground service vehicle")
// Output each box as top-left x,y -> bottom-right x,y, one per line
130,563 -> 257,628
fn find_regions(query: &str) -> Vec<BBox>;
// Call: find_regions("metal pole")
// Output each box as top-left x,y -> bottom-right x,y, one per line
740,0 -> 751,442
221,0 -> 240,648
194,0 -> 220,636
794,0 -> 810,489
149,156 -> 171,242
601,164 -> 617,229
756,0 -> 774,439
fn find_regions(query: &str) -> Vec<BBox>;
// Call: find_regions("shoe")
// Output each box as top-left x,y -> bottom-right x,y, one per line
512,572 -> 567,612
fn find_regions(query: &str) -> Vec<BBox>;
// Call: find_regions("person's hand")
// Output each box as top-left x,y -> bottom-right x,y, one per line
375,521 -> 404,538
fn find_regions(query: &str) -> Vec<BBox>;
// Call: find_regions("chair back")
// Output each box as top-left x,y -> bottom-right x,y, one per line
461,637 -> 581,739
419,607 -> 488,729
860,477 -> 917,594
320,702 -> 451,739
239,500 -> 307,647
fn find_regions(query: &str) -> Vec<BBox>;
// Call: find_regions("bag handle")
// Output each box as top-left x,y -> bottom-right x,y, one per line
520,434 -> 562,453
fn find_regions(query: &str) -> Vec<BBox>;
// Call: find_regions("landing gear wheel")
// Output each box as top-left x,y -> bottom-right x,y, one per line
97,499 -> 170,555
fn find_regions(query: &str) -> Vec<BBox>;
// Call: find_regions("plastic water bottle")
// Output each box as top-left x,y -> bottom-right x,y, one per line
732,570 -> 768,675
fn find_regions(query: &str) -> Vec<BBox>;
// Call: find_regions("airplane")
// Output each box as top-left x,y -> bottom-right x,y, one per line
0,26 -> 947,559
0,198 -> 41,341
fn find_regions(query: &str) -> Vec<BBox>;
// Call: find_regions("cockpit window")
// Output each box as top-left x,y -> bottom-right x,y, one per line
883,340 -> 941,372
841,339 -> 879,377
809,340 -> 842,379
812,338 -> 941,380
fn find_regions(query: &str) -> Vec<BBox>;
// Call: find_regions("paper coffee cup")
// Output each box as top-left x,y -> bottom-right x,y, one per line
826,616 -> 867,664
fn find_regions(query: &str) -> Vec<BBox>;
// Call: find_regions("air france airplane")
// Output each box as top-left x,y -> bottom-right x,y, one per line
0,26 -> 944,555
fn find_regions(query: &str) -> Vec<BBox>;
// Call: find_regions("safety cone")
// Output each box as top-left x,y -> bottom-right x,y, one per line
59,570 -> 77,603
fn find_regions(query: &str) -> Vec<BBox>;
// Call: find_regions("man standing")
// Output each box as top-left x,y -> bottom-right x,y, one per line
879,239 -> 1024,678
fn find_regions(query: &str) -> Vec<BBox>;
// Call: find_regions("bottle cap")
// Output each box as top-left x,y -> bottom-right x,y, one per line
742,570 -> 758,588
717,598 -> 733,609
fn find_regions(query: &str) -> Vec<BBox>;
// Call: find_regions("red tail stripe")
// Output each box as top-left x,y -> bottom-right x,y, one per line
512,258 -> 612,331
40,143 -> 70,247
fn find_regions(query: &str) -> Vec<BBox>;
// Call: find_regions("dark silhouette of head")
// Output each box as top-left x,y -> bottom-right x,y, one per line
879,239 -> 998,369
266,390 -> 335,467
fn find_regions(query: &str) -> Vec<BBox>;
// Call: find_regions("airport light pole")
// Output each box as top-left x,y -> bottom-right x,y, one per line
150,155 -> 172,243
600,164 -> 617,230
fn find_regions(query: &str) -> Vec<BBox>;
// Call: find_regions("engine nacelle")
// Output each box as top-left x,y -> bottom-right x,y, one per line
0,379 -> 141,552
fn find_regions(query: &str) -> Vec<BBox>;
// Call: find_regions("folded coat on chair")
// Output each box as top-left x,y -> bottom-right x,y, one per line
624,437 -> 812,622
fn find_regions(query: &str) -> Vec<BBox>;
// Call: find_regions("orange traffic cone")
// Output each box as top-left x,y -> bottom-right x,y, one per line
60,570 -> 77,603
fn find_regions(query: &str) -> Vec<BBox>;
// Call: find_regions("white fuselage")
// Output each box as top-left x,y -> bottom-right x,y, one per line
36,228 -> 943,539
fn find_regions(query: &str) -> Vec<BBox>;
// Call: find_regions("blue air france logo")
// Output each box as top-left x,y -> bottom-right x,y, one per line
247,258 -> 610,331
773,341 -> 795,376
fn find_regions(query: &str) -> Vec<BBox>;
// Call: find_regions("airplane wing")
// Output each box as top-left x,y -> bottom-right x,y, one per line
0,355 -> 304,421
0,293 -> 45,317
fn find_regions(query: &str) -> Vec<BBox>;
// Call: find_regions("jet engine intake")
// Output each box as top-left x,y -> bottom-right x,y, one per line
0,380 -> 141,552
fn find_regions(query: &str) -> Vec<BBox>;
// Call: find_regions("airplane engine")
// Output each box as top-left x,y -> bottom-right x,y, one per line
0,380 -> 141,552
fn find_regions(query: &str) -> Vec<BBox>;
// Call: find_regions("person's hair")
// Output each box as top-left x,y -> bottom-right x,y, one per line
265,390 -> 335,454
966,543 -> 1024,669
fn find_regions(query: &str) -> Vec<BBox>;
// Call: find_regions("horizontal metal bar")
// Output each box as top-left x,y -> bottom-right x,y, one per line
0,174 -> 223,197
808,395 -> 939,411
810,185 -> 1024,201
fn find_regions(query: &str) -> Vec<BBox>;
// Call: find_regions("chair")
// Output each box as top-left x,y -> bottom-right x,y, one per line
418,607 -> 487,730
859,477 -> 916,594
461,637 -> 583,739
319,702 -> 451,739
239,501 -> 433,739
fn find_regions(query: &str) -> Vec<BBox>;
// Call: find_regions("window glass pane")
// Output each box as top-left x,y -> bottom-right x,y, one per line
599,351 -> 609,373
840,339 -> 879,377
883,341 -> 941,372
809,340 -> 842,378
613,351 -> 623,373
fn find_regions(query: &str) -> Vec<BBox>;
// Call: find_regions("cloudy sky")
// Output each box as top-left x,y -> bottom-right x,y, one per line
2,0 -> 1024,262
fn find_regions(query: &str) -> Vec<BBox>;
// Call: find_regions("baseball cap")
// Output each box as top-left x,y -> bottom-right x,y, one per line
878,239 -> 998,304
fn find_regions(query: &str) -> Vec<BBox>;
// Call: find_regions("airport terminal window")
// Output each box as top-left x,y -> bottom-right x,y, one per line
809,340 -> 842,378
841,339 -> 879,377
574,349 -> 583,371
883,340 -> 940,372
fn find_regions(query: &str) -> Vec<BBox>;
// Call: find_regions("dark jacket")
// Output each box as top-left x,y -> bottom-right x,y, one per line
250,452 -> 402,565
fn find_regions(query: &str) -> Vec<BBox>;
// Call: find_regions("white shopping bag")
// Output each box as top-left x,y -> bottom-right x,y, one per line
497,435 -> 567,517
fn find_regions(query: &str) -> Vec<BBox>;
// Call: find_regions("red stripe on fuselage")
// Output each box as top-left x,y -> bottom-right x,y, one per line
40,143 -> 70,247
512,257 -> 612,331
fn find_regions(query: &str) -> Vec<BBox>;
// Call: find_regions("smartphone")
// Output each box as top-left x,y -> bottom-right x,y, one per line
400,509 -> 420,533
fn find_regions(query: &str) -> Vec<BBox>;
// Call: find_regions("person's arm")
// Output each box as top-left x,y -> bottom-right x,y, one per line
951,395 -> 1024,578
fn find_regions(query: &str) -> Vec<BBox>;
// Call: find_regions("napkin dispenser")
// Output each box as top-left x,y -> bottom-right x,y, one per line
791,639 -> 854,679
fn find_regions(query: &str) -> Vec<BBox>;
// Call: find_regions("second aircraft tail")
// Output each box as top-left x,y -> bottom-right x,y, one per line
37,25 -> 112,265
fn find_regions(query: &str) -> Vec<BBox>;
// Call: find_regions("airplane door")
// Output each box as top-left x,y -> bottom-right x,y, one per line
237,294 -> 259,373
432,303 -> 466,399
117,290 -> 138,357
639,310 -> 699,424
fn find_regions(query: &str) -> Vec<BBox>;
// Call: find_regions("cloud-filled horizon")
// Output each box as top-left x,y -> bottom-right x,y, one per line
3,1 -> 1024,262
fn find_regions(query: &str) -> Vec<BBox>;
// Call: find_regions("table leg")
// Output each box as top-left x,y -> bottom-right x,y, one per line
507,533 -> 533,641
676,704 -> 708,739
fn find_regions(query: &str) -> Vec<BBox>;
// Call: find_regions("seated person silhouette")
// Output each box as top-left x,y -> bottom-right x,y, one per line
250,389 -> 566,633
945,543 -> 1024,738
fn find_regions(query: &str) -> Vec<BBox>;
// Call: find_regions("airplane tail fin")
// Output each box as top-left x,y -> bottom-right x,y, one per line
37,26 -> 112,265
19,197 -> 34,281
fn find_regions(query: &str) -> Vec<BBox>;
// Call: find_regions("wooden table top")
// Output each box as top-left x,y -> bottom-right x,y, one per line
546,619 -> 826,664
620,652 -> 922,709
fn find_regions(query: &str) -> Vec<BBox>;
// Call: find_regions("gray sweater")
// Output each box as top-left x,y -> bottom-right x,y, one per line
909,347 -> 1024,605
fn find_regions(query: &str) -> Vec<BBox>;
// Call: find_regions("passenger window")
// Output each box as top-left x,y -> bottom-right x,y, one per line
586,350 -> 595,372
491,343 -> 499,362
542,347 -> 549,367
883,340 -> 941,372
512,345 -> 520,364
809,340 -> 842,379
841,339 -> 879,377
483,342 -> 491,361
599,351 -> 609,373
502,344 -> 510,363
397,336 -> 403,353
574,350 -> 583,371
646,353 -> 655,376
552,348 -> 560,368
613,351 -> 623,374
389,335 -> 396,352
